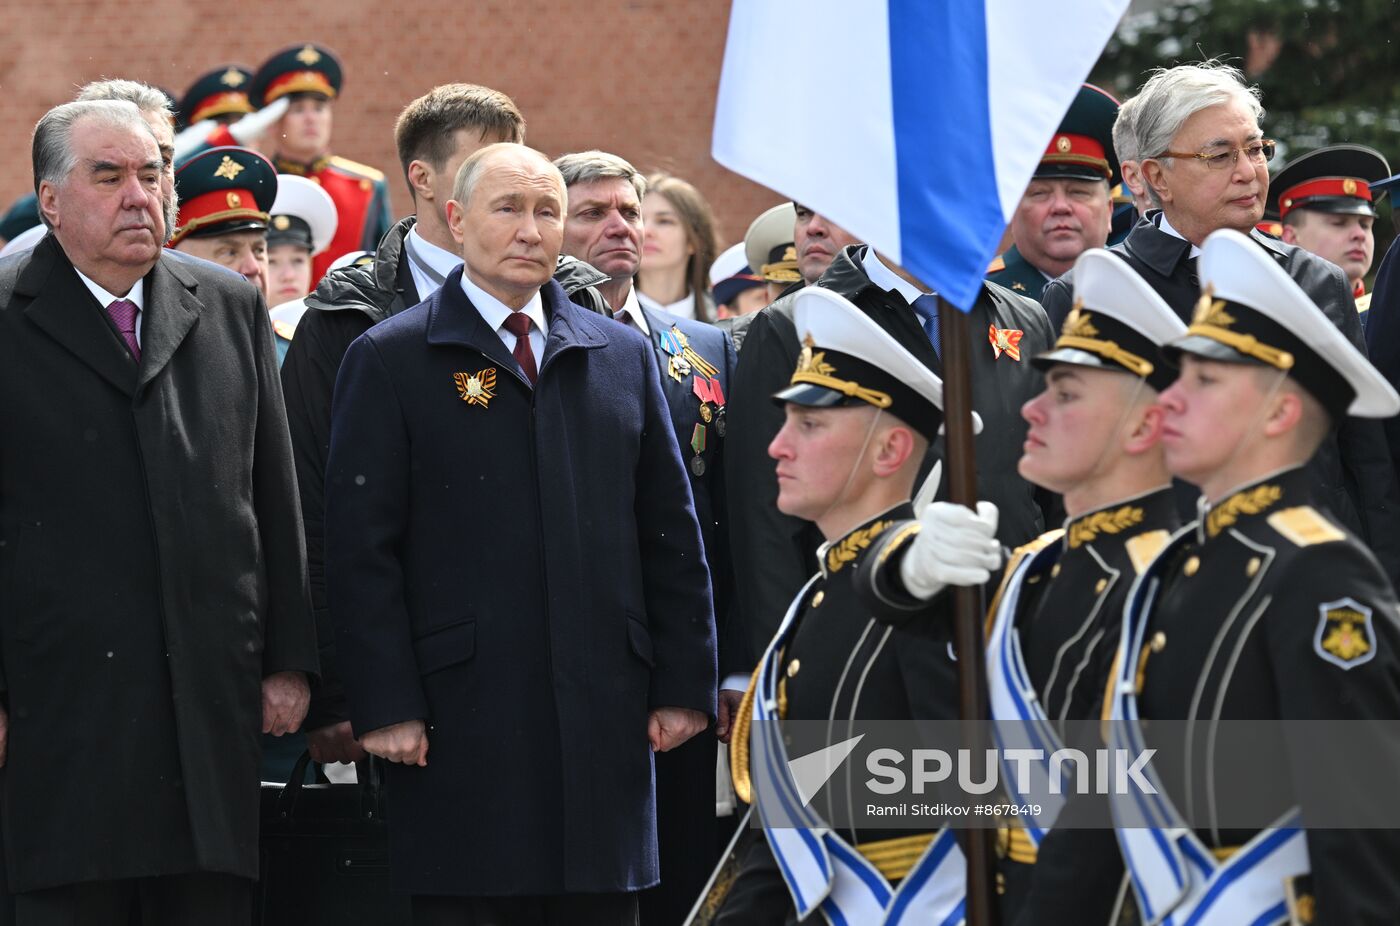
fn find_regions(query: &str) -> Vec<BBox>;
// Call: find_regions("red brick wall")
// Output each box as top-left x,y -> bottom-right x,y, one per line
0,0 -> 781,249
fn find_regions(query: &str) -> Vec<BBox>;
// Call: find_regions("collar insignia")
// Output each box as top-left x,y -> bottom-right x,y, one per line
1068,505 -> 1144,548
454,368 -> 497,408
827,520 -> 891,573
1206,484 -> 1282,538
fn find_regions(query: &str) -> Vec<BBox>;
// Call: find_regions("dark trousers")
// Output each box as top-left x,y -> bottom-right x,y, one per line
410,892 -> 638,926
641,735 -> 720,925
10,872 -> 250,926
712,837 -> 796,926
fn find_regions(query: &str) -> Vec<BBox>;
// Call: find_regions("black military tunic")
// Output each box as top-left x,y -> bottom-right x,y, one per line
718,505 -> 958,924
1127,466 -> 1400,924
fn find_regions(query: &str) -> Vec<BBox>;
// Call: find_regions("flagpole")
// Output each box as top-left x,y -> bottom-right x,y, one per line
938,296 -> 998,926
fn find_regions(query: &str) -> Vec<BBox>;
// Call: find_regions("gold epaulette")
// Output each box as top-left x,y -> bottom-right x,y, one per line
857,832 -> 936,881
1003,824 -> 1038,864
272,319 -> 297,341
986,255 -> 1007,274
1267,506 -> 1345,548
1124,529 -> 1171,574
729,661 -> 764,805
328,155 -> 385,182
984,529 -> 1064,638
1357,292 -> 1372,314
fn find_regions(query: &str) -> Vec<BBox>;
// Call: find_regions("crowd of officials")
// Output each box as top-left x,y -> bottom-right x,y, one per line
3,38 -> 1400,926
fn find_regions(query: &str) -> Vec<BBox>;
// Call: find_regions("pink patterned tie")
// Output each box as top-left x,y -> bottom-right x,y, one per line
106,299 -> 140,362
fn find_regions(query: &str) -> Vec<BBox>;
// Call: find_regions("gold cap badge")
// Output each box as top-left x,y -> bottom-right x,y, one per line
295,45 -> 322,66
226,192 -> 242,208
1343,178 -> 1359,196
1062,305 -> 1099,339
214,155 -> 245,181
273,215 -> 291,231
220,67 -> 246,88
1056,136 -> 1072,153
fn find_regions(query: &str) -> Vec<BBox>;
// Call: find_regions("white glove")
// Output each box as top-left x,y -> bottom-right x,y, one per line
229,96 -> 290,146
172,119 -> 217,162
899,501 -> 1001,600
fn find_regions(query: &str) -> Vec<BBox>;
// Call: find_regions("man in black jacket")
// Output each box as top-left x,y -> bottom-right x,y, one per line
725,242 -> 1054,668
1040,61 -> 1400,585
281,84 -> 608,764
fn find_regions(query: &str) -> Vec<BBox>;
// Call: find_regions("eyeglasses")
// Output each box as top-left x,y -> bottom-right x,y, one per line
1152,139 -> 1276,170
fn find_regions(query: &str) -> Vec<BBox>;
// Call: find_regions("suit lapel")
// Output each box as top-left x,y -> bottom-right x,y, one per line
540,281 -> 607,371
137,255 -> 202,390
425,273 -> 523,382
19,236 -> 138,397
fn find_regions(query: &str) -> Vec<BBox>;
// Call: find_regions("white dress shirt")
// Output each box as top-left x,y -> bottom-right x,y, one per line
459,270 -> 547,368
75,270 -> 145,347
637,289 -> 696,321
614,286 -> 652,336
403,227 -> 463,300
1156,212 -> 1203,258
861,248 -> 932,303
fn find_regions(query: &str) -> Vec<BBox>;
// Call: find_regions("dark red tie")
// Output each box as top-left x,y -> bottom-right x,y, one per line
503,312 -> 538,385
106,298 -> 141,362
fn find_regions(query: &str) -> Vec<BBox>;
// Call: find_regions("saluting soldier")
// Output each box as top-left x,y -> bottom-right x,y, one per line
710,286 -> 973,925
987,84 -> 1119,301
1097,229 -> 1400,924
249,43 -> 393,285
1268,144 -> 1391,313
856,248 -> 1188,925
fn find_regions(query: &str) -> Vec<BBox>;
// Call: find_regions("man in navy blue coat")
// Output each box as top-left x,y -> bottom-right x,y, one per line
326,143 -> 717,925
556,150 -> 740,926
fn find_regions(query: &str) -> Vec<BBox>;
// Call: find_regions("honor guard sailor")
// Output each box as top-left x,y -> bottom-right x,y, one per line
857,248 -> 1188,924
708,286 -> 978,925
1102,228 -> 1400,925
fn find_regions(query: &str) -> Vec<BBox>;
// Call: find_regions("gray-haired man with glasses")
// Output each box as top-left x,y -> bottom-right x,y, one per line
1041,60 -> 1400,587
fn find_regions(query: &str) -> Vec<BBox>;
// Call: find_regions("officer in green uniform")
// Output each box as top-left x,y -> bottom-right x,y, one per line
175,65 -> 254,131
169,145 -> 277,294
710,286 -> 972,924
855,247 -> 1187,924
250,43 -> 393,285
988,84 -> 1120,302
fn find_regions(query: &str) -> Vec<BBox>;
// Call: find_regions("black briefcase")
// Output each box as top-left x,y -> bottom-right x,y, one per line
256,752 -> 412,925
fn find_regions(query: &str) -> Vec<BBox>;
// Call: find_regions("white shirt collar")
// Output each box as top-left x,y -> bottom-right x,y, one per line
615,286 -> 652,336
1156,212 -> 1202,258
405,226 -> 463,278
637,289 -> 695,320
74,269 -> 144,311
861,248 -> 930,304
459,268 -> 546,338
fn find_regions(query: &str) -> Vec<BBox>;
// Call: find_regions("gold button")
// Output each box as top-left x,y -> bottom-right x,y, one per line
787,659 -> 801,678
1151,631 -> 1167,653
1246,557 -> 1261,577
1095,578 -> 1108,593
1051,563 -> 1062,578
1183,556 -> 1200,577
811,590 -> 825,608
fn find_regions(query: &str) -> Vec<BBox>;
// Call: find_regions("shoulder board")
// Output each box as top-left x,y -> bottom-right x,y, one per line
986,255 -> 1007,274
1125,529 -> 1172,575
272,319 -> 297,341
985,529 -> 1063,637
1357,292 -> 1372,314
328,156 -> 385,182
1267,505 -> 1345,548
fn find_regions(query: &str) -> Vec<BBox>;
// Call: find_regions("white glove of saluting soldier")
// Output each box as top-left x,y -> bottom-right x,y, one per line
173,96 -> 290,162
899,500 -> 1002,600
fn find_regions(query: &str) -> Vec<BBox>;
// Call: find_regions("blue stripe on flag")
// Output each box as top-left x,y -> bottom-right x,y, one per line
887,0 -> 1002,312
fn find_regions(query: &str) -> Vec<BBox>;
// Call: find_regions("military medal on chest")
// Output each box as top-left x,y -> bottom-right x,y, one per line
453,368 -> 497,408
692,373 -> 728,438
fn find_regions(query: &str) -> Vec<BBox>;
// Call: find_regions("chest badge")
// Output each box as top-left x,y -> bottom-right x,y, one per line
989,325 -> 1024,361
1314,597 -> 1376,670
454,368 -> 497,409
